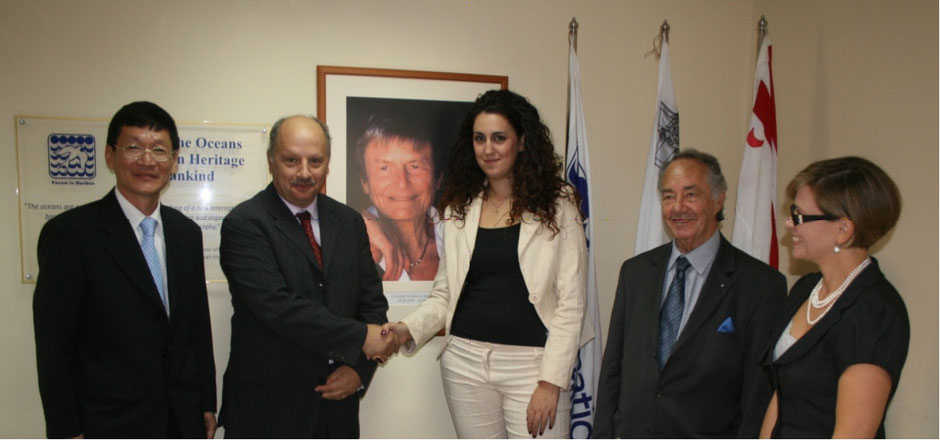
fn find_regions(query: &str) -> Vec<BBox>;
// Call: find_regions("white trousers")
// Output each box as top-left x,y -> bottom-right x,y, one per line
440,336 -> 572,439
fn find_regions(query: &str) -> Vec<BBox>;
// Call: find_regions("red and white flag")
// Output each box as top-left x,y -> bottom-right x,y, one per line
732,36 -> 778,268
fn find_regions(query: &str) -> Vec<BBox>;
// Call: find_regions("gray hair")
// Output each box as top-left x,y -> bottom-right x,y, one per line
354,113 -> 435,182
658,148 -> 728,221
267,115 -> 332,158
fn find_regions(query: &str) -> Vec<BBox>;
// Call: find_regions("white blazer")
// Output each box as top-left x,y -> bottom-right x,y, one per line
401,192 -> 592,389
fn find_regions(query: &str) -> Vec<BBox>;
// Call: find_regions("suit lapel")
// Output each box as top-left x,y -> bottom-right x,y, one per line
775,260 -> 884,365
762,275 -> 815,364
455,196 -> 482,291
646,245 -> 671,354
517,212 -> 539,252
99,190 -> 168,313
260,184 -> 323,274
161,206 -> 184,322
674,236 -> 735,352
516,212 -> 540,288
317,195 -> 336,275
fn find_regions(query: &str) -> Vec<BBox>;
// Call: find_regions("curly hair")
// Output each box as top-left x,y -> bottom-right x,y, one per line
436,89 -> 579,236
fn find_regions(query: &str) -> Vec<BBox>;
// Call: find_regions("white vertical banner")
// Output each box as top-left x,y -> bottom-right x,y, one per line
564,34 -> 602,439
732,36 -> 779,268
634,39 -> 679,255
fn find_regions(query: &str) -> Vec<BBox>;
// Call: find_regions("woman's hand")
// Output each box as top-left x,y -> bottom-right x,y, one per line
381,322 -> 413,346
361,210 -> 406,280
527,381 -> 560,438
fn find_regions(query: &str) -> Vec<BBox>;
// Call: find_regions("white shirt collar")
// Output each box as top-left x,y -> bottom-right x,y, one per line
279,195 -> 319,220
114,187 -> 163,228
669,229 -> 721,275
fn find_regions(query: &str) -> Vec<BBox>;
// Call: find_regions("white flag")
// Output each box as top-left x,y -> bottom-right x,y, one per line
565,36 -> 602,439
732,36 -> 779,268
634,40 -> 679,255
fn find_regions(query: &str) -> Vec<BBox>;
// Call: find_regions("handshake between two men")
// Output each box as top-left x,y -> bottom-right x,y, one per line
361,322 -> 414,363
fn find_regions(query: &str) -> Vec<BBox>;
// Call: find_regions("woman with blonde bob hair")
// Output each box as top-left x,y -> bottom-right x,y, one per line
759,156 -> 909,438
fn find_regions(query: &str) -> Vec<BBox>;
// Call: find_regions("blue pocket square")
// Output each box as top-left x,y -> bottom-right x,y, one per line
717,317 -> 735,333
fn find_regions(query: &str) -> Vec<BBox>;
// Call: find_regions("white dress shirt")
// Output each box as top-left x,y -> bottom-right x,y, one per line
114,188 -> 168,302
279,195 -> 321,244
661,230 -> 721,336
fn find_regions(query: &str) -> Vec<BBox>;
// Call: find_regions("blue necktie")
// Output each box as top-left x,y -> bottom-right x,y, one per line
140,217 -> 168,315
657,256 -> 690,371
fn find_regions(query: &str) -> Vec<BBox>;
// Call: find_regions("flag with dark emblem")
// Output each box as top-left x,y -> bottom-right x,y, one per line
635,38 -> 679,255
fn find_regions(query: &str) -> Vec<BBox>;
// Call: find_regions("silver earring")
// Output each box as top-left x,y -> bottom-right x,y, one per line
833,245 -> 841,254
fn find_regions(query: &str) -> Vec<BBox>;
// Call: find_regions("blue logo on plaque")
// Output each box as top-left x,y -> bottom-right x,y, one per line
48,134 -> 96,179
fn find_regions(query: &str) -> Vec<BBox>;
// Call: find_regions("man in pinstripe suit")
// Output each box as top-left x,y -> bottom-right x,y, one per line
218,115 -> 397,438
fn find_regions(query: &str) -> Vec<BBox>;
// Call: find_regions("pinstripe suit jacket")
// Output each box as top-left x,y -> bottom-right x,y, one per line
218,184 -> 387,438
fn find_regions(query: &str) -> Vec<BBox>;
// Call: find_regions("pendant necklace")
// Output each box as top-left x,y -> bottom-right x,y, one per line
486,195 -> 512,228
408,236 -> 430,269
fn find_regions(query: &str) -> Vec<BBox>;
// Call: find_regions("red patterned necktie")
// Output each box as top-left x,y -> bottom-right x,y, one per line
295,211 -> 323,268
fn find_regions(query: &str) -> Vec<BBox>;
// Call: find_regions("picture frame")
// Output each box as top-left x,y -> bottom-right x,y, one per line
316,66 -> 507,305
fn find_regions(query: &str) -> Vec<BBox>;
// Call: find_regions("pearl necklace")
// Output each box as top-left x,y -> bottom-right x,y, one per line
806,258 -> 871,325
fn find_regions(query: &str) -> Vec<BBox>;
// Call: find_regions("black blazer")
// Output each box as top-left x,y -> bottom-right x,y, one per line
33,189 -> 216,438
762,258 -> 909,438
218,184 -> 387,438
596,235 -> 786,438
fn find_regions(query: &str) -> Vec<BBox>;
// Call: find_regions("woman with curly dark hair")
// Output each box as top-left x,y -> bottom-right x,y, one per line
382,89 -> 591,438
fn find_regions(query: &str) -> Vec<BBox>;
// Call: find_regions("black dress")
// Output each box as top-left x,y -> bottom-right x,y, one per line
763,258 -> 909,438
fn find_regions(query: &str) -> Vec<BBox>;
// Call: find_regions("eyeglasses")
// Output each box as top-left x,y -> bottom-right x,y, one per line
789,204 -> 843,225
116,145 -> 174,162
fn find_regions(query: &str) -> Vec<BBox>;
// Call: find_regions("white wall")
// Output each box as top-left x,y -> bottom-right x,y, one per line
0,0 -> 934,437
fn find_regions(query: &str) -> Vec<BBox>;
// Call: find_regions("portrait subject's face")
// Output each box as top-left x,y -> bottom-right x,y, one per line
660,158 -> 724,253
268,117 -> 330,207
360,137 -> 436,220
105,125 -> 177,211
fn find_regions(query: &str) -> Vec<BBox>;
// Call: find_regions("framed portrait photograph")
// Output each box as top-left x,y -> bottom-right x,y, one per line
317,66 -> 507,304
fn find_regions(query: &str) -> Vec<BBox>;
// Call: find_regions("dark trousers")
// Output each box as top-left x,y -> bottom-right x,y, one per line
315,396 -> 360,438
166,408 -> 182,439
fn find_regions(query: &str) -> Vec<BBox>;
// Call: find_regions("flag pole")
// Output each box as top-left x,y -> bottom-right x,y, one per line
565,16 -> 601,437
566,18 -> 578,157
569,17 -> 579,53
757,15 -> 768,56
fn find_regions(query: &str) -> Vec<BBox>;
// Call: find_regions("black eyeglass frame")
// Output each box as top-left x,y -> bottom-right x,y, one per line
788,204 -> 844,225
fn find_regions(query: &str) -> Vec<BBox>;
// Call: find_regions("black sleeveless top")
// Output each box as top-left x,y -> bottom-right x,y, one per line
450,223 -> 548,347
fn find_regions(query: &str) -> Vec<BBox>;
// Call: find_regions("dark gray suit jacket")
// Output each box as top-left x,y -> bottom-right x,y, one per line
596,235 -> 786,438
33,189 -> 216,438
218,184 -> 387,438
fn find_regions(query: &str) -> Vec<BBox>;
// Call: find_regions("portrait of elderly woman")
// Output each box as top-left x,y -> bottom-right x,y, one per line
346,97 -> 468,281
